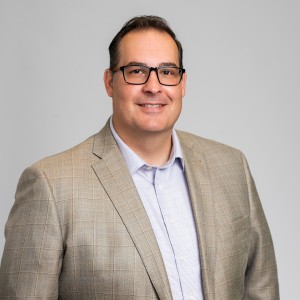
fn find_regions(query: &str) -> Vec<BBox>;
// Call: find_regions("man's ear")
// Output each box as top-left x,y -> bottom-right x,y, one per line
181,71 -> 187,97
104,69 -> 113,97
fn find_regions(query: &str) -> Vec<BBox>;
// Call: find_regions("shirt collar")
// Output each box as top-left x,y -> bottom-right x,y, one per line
109,117 -> 185,175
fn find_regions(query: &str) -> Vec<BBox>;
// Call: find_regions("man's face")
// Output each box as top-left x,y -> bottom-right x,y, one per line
104,29 -> 186,140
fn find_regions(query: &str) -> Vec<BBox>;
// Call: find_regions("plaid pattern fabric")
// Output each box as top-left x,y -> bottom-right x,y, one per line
0,121 -> 279,299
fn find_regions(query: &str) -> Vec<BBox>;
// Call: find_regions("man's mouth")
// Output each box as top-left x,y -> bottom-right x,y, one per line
140,104 -> 164,108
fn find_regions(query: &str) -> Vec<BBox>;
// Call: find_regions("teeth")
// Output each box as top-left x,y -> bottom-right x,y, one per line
142,104 -> 162,108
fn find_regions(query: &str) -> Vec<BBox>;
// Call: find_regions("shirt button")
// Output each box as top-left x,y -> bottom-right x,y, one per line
145,166 -> 152,170
179,256 -> 185,262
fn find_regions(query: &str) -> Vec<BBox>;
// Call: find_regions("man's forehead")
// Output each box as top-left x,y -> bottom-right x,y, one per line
118,29 -> 179,65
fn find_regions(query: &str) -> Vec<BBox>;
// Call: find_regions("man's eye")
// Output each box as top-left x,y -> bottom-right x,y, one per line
160,69 -> 175,76
127,67 -> 147,75
132,69 -> 142,74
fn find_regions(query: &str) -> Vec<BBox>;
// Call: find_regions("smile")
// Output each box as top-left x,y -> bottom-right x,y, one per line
140,104 -> 164,108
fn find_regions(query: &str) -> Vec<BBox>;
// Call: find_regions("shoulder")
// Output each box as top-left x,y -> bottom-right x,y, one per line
17,134 -> 96,185
35,135 -> 96,169
176,130 -> 245,165
20,120 -> 113,183
176,130 -> 242,154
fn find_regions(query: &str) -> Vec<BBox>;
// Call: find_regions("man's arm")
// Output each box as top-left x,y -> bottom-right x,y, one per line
0,166 -> 63,298
242,154 -> 280,299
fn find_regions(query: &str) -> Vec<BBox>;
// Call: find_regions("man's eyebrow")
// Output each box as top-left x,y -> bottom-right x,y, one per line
158,62 -> 178,67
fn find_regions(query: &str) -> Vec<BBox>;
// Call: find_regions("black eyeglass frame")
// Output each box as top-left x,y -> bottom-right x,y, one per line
112,65 -> 186,86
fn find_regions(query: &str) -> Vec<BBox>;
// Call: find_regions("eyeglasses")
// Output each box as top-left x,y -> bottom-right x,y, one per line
112,65 -> 185,86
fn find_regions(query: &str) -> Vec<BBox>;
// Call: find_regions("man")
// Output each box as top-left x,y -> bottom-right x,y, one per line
0,16 -> 279,299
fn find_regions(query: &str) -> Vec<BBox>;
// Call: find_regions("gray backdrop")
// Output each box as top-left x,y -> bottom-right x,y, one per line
1,0 -> 299,298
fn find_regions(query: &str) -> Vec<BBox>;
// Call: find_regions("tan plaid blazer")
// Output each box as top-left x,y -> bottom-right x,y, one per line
0,121 -> 279,299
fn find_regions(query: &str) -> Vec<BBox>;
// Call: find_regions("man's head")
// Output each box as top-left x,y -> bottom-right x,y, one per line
108,15 -> 183,70
104,16 -> 186,143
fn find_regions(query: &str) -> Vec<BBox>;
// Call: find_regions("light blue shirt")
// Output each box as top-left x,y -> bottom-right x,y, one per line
110,119 -> 203,300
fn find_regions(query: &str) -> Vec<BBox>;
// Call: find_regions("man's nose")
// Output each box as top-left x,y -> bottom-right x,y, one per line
142,70 -> 162,94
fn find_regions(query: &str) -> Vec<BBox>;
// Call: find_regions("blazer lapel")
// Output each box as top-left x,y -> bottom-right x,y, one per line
91,123 -> 172,299
179,134 -> 217,300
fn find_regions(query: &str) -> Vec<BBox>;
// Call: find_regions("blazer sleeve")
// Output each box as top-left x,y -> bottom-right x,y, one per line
0,166 -> 63,299
241,154 -> 280,299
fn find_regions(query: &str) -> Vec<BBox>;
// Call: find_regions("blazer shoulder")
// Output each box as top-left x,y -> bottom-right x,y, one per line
34,135 -> 95,168
31,121 -> 112,171
176,130 -> 245,164
19,132 -> 103,185
18,121 -> 112,183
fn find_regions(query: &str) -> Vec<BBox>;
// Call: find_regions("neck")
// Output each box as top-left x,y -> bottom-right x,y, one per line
114,127 -> 173,166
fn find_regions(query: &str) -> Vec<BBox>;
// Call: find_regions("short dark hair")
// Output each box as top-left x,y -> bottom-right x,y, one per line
108,15 -> 183,70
